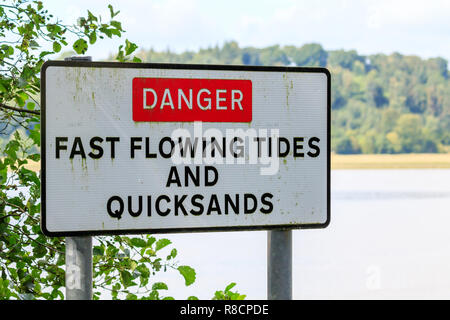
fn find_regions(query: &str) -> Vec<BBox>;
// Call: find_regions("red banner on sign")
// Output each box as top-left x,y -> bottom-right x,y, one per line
132,78 -> 252,122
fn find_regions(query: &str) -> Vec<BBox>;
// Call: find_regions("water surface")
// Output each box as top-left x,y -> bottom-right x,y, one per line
160,169 -> 450,299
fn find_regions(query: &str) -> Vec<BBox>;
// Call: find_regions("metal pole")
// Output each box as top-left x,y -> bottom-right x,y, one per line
64,56 -> 93,300
267,229 -> 292,300
65,236 -> 93,299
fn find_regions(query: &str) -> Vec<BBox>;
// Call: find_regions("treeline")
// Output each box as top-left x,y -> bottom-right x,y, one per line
133,42 -> 450,154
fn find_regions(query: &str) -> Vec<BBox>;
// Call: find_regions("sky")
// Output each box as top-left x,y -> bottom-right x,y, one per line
43,0 -> 450,62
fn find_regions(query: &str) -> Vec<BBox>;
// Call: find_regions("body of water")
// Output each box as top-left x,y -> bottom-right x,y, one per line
157,169 -> 450,299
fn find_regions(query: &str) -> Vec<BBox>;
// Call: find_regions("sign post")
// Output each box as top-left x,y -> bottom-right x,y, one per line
65,236 -> 92,299
41,61 -> 330,300
63,56 -> 93,300
268,229 -> 292,299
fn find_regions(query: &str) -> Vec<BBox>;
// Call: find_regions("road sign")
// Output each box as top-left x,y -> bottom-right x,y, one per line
41,61 -> 330,236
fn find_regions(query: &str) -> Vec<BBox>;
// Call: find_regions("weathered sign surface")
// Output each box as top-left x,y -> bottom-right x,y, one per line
41,61 -> 330,236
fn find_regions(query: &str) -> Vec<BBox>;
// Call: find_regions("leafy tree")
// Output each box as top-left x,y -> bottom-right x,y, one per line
395,114 -> 424,153
385,131 -> 402,153
258,45 -> 289,66
334,135 -> 361,154
328,49 -> 364,70
129,39 -> 450,155
331,88 -> 347,110
437,115 -> 450,145
285,43 -> 327,67
405,89 -> 427,114
218,41 -> 241,64
427,57 -> 448,79
241,47 -> 261,66
0,0 -> 242,300
367,83 -> 389,108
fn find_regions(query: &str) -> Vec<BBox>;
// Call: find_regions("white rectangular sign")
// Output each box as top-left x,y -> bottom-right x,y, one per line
41,61 -> 330,236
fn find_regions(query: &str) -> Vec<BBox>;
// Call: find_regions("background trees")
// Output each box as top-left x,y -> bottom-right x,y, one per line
134,42 -> 450,154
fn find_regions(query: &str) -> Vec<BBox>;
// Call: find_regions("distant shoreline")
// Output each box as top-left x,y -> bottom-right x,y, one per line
331,153 -> 450,169
19,153 -> 450,172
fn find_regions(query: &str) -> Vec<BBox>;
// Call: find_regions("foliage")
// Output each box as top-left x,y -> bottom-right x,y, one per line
136,42 -> 450,154
92,235 -> 196,300
212,282 -> 246,300
285,43 -> 327,67
0,0 -> 242,300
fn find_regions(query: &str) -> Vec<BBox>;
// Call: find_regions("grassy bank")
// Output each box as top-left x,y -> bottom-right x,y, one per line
19,153 -> 450,172
331,153 -> 450,169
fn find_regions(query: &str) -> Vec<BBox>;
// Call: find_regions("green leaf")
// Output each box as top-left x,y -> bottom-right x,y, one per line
126,293 -> 137,300
110,29 -> 121,37
152,282 -> 168,290
177,266 -> 196,286
29,129 -> 40,147
108,5 -> 120,18
120,270 -> 135,288
52,41 -> 61,53
225,282 -> 236,292
19,167 -> 40,186
155,238 -> 171,251
26,102 -> 36,110
214,290 -> 224,300
33,245 -> 47,258
110,20 -> 122,31
15,92 -> 28,107
115,47 -> 125,62
149,290 -> 159,300
22,65 -> 34,80
39,51 -> 54,58
108,5 -> 114,17
29,40 -> 40,49
213,283 -> 246,300
167,248 -> 177,260
88,32 -> 97,45
0,166 -> 7,184
2,45 -> 14,56
125,39 -> 138,55
130,237 -> 147,248
130,260 -> 137,272
93,246 -> 104,256
87,10 -> 98,22
73,38 -> 88,54
5,140 -> 20,161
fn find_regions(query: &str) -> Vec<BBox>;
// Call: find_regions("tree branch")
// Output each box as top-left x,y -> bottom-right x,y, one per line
0,103 -> 40,115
